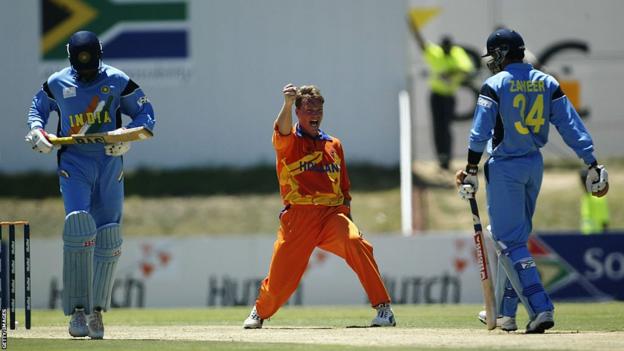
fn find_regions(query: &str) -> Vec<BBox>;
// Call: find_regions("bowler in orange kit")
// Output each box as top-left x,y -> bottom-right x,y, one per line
243,84 -> 396,329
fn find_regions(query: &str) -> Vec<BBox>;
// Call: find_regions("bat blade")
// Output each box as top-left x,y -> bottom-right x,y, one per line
469,198 -> 497,330
474,230 -> 497,330
49,126 -> 153,145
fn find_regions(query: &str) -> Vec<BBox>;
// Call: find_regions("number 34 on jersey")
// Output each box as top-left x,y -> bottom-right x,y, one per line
510,79 -> 546,135
513,94 -> 545,135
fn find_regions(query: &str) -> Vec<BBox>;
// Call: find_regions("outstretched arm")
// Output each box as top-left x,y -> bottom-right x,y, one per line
274,83 -> 297,135
407,16 -> 427,51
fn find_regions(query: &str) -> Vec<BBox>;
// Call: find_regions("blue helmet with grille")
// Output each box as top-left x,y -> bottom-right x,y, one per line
482,29 -> 525,73
66,31 -> 103,73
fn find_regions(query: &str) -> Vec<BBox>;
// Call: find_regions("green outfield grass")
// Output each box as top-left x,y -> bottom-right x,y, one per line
1,160 -> 622,236
7,303 -> 624,350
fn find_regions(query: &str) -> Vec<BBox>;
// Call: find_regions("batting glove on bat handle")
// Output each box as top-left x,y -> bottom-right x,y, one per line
586,163 -> 609,197
105,141 -> 131,157
456,164 -> 479,200
25,128 -> 55,154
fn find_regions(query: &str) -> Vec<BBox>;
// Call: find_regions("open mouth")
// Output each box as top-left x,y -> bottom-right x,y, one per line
310,120 -> 320,128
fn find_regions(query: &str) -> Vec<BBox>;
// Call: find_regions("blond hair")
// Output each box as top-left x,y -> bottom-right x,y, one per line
295,85 -> 324,108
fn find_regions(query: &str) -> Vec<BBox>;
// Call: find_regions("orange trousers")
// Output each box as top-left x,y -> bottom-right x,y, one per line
255,205 -> 391,319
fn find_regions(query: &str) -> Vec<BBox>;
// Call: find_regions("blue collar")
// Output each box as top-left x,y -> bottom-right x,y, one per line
505,62 -> 533,71
70,66 -> 104,85
295,124 -> 332,141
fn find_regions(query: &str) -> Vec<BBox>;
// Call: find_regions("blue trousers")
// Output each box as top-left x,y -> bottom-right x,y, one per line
485,151 -> 542,245
485,151 -> 553,314
58,149 -> 124,226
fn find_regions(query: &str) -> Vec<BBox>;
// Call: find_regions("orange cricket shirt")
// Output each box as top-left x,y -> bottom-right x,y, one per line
272,124 -> 351,206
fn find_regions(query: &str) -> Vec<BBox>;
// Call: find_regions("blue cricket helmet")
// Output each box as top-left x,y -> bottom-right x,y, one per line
482,28 -> 525,73
66,31 -> 102,72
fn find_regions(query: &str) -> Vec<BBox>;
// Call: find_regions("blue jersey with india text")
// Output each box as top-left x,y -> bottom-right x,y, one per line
469,63 -> 595,165
28,64 -> 155,153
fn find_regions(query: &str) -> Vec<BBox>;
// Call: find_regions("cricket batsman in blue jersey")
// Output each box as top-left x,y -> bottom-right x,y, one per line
25,31 -> 155,339
456,29 -> 608,333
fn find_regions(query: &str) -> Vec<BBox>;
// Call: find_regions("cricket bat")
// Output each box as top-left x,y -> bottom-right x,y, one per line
469,198 -> 497,330
48,126 -> 153,145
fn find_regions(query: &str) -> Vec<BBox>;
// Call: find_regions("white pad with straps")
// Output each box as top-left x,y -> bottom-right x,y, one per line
485,227 -> 536,320
62,211 -> 96,315
494,258 -> 506,316
92,223 -> 123,311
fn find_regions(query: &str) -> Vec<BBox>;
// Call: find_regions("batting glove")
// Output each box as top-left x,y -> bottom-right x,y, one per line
25,128 -> 55,154
456,164 -> 479,200
104,142 -> 131,157
586,163 -> 609,197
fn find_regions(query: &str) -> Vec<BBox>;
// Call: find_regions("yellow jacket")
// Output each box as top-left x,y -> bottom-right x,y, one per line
580,193 -> 609,234
423,43 -> 474,96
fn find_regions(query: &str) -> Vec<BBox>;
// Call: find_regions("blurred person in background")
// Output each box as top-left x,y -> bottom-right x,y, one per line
579,169 -> 609,234
25,30 -> 155,339
456,28 -> 608,333
243,84 -> 395,329
408,19 -> 475,170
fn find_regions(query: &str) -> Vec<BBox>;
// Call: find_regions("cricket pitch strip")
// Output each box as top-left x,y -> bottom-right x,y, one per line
10,326 -> 624,350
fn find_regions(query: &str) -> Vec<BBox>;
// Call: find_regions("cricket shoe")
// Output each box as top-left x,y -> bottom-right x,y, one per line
243,306 -> 264,329
88,309 -> 105,339
371,303 -> 396,327
478,310 -> 518,331
526,311 -> 554,334
68,308 -> 89,337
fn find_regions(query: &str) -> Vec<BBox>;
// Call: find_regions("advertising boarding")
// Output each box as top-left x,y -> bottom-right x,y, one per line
6,233 -> 621,310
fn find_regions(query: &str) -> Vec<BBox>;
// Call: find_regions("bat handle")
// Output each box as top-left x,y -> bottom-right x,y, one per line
469,198 -> 483,232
